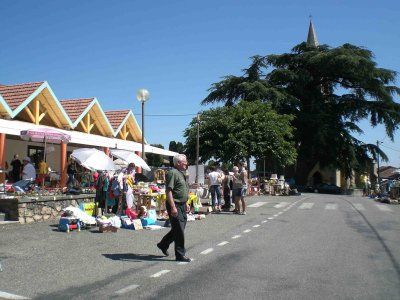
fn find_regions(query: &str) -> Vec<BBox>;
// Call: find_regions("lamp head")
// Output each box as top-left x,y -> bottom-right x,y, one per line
136,89 -> 150,102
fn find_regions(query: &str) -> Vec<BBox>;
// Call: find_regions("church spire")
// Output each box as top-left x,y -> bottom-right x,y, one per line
306,17 -> 319,47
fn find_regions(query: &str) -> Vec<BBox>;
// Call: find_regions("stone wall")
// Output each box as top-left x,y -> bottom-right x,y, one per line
0,194 -> 95,224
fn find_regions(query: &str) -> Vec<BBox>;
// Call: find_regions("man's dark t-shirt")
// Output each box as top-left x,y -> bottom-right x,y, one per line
11,159 -> 22,174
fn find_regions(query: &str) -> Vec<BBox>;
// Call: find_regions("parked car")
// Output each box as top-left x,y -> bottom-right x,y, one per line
313,183 -> 341,194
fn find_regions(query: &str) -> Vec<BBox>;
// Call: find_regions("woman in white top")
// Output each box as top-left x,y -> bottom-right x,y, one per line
208,166 -> 223,212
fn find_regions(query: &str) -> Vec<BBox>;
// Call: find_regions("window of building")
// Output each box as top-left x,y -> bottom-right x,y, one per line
27,145 -> 44,169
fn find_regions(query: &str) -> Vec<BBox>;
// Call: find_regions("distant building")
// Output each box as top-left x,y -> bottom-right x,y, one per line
378,166 -> 400,180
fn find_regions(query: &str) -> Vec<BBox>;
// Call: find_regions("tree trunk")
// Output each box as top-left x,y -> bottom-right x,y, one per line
295,158 -> 316,185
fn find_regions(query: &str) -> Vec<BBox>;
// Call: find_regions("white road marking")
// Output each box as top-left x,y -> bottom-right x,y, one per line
375,204 -> 393,212
353,203 -> 365,211
325,204 -> 338,210
298,203 -> 314,209
273,214 -> 279,217
0,291 -> 30,299
200,248 -> 214,255
177,259 -> 195,265
150,270 -> 171,278
262,220 -> 268,223
243,229 -> 252,233
232,235 -> 241,239
248,202 -> 267,208
277,212 -> 283,215
217,241 -> 229,246
115,284 -> 140,295
253,224 -> 260,228
274,202 -> 289,208
268,217 -> 274,220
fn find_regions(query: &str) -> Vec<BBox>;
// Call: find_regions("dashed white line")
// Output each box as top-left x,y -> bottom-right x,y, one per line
232,235 -> 241,239
253,225 -> 260,228
273,214 -> 279,217
298,202 -> 314,209
274,202 -> 289,208
115,284 -> 140,295
217,241 -> 229,246
200,248 -> 214,255
353,203 -> 365,211
0,291 -> 30,299
177,260 -> 193,265
248,202 -> 267,208
243,229 -> 252,233
325,204 -> 337,210
261,220 -> 268,223
277,212 -> 283,215
375,204 -> 393,212
268,217 -> 274,220
150,270 -> 171,278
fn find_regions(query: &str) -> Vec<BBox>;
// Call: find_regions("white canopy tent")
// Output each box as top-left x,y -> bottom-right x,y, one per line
0,118 -> 178,157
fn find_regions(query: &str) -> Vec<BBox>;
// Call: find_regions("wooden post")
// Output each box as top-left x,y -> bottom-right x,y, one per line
34,98 -> 40,125
60,142 -> 67,187
0,133 -> 6,184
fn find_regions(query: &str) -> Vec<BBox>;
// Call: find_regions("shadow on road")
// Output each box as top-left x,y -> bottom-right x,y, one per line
103,253 -> 171,262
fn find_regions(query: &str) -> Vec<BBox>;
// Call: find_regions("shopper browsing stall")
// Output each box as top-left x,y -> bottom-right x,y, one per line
22,157 -> 36,181
208,165 -> 223,212
124,163 -> 136,209
10,154 -> 22,182
232,165 -> 247,215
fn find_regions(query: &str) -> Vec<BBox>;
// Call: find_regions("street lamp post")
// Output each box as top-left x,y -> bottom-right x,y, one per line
377,140 -> 381,189
195,113 -> 200,184
136,89 -> 150,160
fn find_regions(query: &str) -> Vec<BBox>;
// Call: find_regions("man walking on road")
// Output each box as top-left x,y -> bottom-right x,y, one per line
157,154 -> 192,262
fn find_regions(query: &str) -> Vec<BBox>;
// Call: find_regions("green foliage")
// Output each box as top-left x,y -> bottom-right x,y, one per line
146,144 -> 164,167
184,101 -> 297,167
202,42 -> 400,179
168,141 -> 184,165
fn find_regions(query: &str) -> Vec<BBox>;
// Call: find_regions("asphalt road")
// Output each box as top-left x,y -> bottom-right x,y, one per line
0,194 -> 399,299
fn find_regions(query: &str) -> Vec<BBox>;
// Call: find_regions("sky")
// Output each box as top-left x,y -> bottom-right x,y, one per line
1,0 -> 400,165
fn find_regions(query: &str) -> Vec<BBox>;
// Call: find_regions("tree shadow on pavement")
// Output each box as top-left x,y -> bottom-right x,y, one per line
102,253 -> 171,262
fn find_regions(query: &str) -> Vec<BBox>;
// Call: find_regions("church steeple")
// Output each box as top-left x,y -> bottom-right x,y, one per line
306,18 -> 319,47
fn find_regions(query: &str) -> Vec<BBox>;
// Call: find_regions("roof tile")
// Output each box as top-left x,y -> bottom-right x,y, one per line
104,110 -> 130,131
60,98 -> 94,122
0,81 -> 44,110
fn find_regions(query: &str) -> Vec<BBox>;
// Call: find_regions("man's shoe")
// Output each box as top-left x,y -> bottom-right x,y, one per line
157,243 -> 169,256
176,256 -> 192,262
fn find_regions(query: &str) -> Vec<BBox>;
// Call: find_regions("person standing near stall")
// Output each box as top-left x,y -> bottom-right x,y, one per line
10,154 -> 22,183
157,154 -> 191,262
21,157 -> 36,181
222,169 -> 232,211
208,166 -> 223,212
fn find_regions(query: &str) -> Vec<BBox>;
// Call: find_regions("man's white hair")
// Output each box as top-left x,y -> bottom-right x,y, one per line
173,154 -> 187,166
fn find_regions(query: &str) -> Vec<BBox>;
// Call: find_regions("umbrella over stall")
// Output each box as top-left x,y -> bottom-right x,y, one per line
20,128 -> 71,162
110,149 -> 151,171
71,148 -> 117,172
